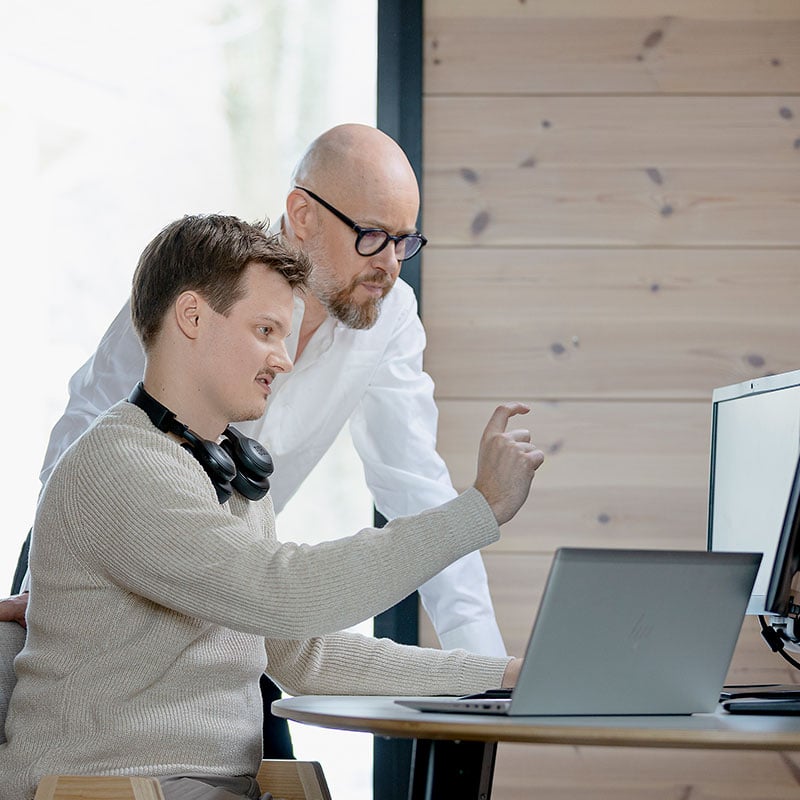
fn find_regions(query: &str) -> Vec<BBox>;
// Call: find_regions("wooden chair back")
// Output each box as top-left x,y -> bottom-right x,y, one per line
34,761 -> 332,800
256,759 -> 333,800
35,775 -> 165,800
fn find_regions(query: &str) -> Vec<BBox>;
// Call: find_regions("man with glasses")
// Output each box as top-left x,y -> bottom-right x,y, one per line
2,123 -> 506,755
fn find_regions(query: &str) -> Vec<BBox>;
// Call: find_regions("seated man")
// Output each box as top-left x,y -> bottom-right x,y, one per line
0,214 -> 544,800
3,124 -> 508,758
7,123 -> 507,658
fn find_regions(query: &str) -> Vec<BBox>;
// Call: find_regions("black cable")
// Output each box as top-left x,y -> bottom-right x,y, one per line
758,615 -> 800,670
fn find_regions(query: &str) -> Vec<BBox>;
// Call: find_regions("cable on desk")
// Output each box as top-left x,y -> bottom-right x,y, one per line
759,615 -> 800,671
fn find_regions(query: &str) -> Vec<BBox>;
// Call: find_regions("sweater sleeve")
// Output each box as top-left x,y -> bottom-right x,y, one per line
265,633 -> 510,697
43,406 -> 500,641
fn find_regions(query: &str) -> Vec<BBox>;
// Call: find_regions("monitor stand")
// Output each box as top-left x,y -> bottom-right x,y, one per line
721,682 -> 800,714
721,683 -> 800,700
722,696 -> 800,714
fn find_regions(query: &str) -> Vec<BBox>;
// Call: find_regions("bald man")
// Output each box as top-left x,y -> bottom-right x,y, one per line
4,124 -> 505,754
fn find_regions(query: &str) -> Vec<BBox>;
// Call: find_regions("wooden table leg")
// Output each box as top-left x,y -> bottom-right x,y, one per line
407,738 -> 497,800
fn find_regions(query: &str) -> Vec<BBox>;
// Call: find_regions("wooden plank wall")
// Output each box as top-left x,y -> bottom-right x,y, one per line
419,1 -> 800,797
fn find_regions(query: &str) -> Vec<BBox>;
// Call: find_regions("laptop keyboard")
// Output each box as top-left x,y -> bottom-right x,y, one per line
460,688 -> 513,700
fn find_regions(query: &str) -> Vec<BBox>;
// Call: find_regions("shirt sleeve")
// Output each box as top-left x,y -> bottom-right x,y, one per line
348,293 -> 507,656
39,300 -> 145,488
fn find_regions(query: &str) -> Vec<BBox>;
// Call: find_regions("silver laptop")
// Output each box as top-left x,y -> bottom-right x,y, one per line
397,548 -> 761,716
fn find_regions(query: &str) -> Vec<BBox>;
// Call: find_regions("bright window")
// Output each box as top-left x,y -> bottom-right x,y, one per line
1,2 -> 377,797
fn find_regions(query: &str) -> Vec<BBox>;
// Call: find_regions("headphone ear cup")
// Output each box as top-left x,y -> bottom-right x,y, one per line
182,439 -> 236,504
230,470 -> 270,502
221,428 -> 273,501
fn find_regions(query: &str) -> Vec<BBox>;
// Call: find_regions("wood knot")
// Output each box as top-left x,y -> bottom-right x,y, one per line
470,210 -> 490,236
645,168 -> 664,185
643,29 -> 663,49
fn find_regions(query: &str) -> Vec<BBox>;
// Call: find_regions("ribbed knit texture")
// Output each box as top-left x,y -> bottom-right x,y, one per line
0,401 -> 507,799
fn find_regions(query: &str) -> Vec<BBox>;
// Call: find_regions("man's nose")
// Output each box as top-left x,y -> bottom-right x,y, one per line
373,242 -> 402,278
269,342 -> 293,374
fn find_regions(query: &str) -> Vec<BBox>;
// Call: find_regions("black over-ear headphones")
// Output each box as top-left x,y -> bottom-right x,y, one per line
128,382 -> 273,504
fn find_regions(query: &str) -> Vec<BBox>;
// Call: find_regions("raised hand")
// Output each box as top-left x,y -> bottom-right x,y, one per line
473,403 -> 545,526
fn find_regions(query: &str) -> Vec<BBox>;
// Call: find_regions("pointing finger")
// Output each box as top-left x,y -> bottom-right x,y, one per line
484,402 -> 531,435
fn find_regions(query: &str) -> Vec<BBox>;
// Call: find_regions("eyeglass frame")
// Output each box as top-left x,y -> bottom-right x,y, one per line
294,186 -> 427,262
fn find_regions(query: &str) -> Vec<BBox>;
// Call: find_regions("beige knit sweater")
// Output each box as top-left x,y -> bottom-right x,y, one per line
0,401 -> 508,799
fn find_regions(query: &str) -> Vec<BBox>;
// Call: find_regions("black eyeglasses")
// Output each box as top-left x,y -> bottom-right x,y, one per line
295,186 -> 427,262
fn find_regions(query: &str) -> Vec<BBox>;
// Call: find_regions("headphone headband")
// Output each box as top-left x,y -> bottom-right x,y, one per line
128,382 -> 188,439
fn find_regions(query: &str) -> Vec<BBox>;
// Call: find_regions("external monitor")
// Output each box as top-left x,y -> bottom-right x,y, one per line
707,369 -> 800,616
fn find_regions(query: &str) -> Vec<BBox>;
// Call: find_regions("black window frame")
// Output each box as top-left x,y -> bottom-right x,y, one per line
374,1 -> 424,798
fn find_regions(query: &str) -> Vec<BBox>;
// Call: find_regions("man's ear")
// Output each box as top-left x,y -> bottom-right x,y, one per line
285,187 -> 313,244
174,290 -> 203,340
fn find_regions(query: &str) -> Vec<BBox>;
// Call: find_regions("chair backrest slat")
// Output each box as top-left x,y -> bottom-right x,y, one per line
35,775 -> 165,800
256,759 -> 333,800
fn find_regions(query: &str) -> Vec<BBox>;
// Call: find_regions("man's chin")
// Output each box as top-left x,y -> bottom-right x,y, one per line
333,297 -> 383,329
229,403 -> 267,424
342,283 -> 394,329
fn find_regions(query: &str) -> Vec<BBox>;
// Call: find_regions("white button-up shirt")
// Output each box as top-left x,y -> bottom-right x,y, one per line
38,277 -> 506,655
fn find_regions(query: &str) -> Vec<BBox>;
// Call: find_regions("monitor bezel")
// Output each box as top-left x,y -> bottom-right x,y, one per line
707,369 -> 800,616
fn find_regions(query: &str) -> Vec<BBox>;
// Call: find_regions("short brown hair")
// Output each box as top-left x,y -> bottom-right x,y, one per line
131,214 -> 311,350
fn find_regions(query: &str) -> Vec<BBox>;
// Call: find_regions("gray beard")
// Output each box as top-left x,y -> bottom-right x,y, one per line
309,266 -> 388,330
328,291 -> 384,329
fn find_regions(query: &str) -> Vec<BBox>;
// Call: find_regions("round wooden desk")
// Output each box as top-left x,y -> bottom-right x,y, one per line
273,695 -> 800,799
